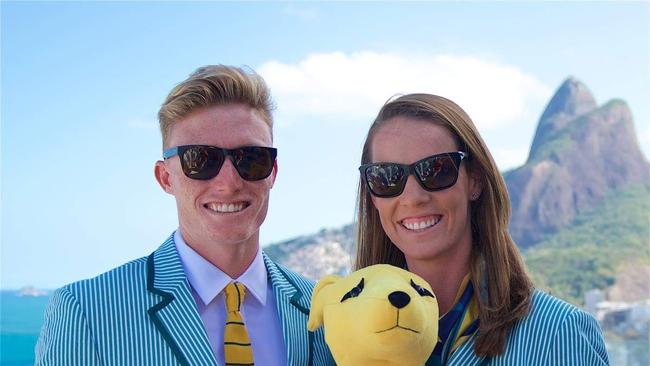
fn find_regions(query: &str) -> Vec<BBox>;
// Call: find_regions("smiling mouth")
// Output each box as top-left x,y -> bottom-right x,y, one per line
204,202 -> 250,213
375,325 -> 420,334
400,215 -> 441,231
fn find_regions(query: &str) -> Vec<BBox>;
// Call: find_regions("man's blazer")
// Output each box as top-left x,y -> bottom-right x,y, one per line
36,235 -> 335,366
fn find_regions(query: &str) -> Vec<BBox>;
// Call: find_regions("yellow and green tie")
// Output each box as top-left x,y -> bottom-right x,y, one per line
224,282 -> 254,366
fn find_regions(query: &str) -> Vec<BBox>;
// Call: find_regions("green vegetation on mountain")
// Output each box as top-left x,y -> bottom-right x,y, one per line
524,184 -> 650,305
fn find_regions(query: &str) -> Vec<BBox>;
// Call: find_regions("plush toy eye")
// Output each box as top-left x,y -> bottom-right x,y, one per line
410,279 -> 434,298
340,278 -> 365,302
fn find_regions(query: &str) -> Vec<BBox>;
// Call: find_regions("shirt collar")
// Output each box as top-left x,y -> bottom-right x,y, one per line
174,230 -> 268,306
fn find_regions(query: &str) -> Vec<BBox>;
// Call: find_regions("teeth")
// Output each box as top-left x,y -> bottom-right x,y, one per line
402,216 -> 441,231
206,202 -> 245,213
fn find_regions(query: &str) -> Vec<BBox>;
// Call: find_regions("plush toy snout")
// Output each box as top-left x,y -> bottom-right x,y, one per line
388,290 -> 410,307
308,264 -> 439,366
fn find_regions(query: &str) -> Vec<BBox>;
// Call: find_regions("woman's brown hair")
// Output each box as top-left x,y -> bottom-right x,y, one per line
354,93 -> 533,356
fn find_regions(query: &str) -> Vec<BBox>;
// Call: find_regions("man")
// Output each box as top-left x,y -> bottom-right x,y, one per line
36,65 -> 335,366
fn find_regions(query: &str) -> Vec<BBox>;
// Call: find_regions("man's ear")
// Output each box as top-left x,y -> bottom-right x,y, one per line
154,160 -> 174,194
307,275 -> 341,331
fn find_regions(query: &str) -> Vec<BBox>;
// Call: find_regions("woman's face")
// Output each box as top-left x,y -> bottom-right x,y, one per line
369,116 -> 479,267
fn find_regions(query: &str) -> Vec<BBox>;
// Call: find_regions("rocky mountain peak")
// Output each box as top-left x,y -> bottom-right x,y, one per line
529,77 -> 598,161
506,78 -> 648,247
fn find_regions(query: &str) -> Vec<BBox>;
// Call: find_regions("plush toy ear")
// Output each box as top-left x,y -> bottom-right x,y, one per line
307,275 -> 341,331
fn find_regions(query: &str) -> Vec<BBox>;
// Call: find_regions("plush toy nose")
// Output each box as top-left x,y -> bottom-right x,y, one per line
388,291 -> 411,309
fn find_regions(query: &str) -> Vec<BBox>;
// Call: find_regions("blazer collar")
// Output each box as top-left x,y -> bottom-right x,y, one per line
263,252 -> 313,366
446,272 -> 490,366
147,234 -> 217,366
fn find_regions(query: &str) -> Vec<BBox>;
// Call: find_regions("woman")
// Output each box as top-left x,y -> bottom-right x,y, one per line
355,94 -> 609,365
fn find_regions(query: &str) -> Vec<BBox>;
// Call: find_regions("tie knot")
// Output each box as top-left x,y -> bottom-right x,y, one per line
224,282 -> 246,313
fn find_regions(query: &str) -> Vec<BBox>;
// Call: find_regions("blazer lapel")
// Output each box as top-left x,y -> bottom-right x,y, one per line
447,334 -> 488,366
147,235 -> 218,366
264,253 -> 313,366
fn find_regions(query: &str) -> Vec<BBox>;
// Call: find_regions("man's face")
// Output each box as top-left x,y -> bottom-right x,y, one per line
155,104 -> 276,252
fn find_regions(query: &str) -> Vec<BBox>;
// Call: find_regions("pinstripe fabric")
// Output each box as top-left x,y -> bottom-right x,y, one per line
36,234 -> 335,366
264,255 -> 336,366
448,290 -> 610,366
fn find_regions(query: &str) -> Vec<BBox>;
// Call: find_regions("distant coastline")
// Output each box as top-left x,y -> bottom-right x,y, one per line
16,286 -> 49,297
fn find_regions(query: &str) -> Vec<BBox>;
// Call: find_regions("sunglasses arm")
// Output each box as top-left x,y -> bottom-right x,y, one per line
162,147 -> 179,159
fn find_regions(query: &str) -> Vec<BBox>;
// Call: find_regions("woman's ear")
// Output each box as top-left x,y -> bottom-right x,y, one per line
469,171 -> 483,201
370,194 -> 378,209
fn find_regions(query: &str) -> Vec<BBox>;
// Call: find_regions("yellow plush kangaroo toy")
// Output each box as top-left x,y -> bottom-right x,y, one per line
308,264 -> 439,366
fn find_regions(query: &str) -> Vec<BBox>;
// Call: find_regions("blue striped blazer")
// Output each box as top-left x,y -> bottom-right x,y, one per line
447,290 -> 609,366
35,235 -> 335,366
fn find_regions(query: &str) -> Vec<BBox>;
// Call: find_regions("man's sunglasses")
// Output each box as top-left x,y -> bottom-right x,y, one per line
359,151 -> 467,198
163,145 -> 277,181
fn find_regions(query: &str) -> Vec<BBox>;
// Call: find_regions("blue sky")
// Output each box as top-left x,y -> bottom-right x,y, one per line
2,1 -> 649,289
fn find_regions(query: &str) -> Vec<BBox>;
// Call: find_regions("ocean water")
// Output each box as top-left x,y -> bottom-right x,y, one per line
1,291 -> 50,366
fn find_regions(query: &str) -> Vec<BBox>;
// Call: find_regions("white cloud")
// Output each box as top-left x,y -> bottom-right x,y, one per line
491,146 -> 531,172
258,51 -> 552,130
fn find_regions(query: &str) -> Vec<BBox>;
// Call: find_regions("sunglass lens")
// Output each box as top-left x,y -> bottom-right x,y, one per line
365,164 -> 407,197
232,147 -> 276,181
415,154 -> 460,190
180,146 -> 224,180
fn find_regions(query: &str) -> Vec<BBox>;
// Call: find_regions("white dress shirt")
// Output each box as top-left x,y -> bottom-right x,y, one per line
174,230 -> 287,366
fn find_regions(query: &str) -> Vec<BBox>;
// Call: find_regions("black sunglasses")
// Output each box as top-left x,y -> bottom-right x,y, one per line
359,151 -> 467,198
163,145 -> 277,181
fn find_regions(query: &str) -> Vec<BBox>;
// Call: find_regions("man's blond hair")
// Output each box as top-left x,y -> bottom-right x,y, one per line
158,65 -> 274,148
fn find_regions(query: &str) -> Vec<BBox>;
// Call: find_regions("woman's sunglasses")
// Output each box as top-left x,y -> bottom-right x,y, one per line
359,151 -> 467,198
163,145 -> 277,181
